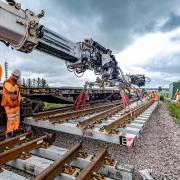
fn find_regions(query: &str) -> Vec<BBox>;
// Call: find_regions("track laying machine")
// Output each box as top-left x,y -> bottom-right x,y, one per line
0,0 -> 149,119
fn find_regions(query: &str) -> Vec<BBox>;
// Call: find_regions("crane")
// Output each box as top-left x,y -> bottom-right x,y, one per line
0,0 -> 148,87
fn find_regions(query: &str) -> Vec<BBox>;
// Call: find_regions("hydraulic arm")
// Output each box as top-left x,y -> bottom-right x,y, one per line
0,0 -> 123,80
0,0 -> 149,87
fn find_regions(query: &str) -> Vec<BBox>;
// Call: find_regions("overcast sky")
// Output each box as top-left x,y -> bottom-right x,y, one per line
0,0 -> 180,88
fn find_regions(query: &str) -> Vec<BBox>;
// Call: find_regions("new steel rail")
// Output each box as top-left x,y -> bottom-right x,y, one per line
0,133 -> 133,179
33,101 -> 116,120
104,100 -> 154,134
0,133 -> 55,166
0,131 -> 32,152
34,144 -> 110,180
76,148 -> 108,180
34,143 -> 82,180
77,99 -> 138,129
77,104 -> 122,129
48,102 -> 120,123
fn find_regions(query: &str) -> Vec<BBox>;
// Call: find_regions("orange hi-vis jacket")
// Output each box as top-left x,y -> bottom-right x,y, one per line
1,78 -> 21,107
176,94 -> 180,106
1,77 -> 21,133
150,92 -> 158,101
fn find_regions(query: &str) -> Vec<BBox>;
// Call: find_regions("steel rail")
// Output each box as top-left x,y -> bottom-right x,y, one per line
48,102 -> 120,123
105,100 -> 154,134
34,143 -> 82,180
77,98 -> 138,129
33,106 -> 74,120
0,131 -> 32,151
0,134 -> 55,165
76,148 -> 108,180
77,99 -> 137,129
44,105 -> 73,111
33,101 -> 115,120
77,105 -> 122,129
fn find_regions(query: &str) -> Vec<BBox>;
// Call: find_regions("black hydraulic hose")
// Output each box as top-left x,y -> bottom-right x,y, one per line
6,0 -> 15,6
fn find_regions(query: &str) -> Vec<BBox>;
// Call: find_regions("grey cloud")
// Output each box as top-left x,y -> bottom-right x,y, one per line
1,0 -> 180,87
170,36 -> 180,42
135,52 -> 180,88
48,0 -> 180,51
0,44 -> 85,87
147,77 -> 172,88
161,13 -> 180,32
17,0 -> 180,51
142,53 -> 180,75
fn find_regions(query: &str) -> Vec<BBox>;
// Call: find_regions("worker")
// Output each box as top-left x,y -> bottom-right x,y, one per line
176,91 -> 180,106
120,89 -> 132,115
150,91 -> 158,101
1,69 -> 22,138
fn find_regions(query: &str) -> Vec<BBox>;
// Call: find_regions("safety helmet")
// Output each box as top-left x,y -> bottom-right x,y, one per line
12,69 -> 21,78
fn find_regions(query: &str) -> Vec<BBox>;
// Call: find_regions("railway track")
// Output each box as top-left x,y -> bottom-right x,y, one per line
48,102 -> 121,123
25,99 -> 158,146
33,101 -> 118,120
0,133 -> 134,180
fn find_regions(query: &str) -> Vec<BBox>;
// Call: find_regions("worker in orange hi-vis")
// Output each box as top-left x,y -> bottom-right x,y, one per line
150,91 -> 158,101
1,69 -> 22,138
154,91 -> 158,100
120,89 -> 132,116
176,91 -> 180,106
150,91 -> 154,100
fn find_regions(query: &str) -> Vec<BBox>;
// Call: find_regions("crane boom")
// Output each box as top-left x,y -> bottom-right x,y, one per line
0,0 -> 123,80
0,0 -> 148,87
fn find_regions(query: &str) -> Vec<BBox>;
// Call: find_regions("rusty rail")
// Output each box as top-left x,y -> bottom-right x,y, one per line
77,99 -> 138,129
49,102 -> 120,123
105,100 -> 154,134
34,143 -> 82,180
0,134 -> 55,165
77,105 -> 122,129
0,131 -> 32,151
76,148 -> 108,180
33,101 -> 115,120
33,106 -> 74,120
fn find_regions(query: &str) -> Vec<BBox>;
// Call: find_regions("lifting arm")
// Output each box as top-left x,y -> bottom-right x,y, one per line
0,0 -> 149,87
0,0 -> 123,81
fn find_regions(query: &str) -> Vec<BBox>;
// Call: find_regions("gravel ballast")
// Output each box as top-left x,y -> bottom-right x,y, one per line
19,102 -> 180,179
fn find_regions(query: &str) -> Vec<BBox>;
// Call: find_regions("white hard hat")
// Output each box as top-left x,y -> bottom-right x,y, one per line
12,69 -> 21,78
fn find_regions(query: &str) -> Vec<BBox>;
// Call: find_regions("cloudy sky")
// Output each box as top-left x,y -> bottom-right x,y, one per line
0,0 -> 180,88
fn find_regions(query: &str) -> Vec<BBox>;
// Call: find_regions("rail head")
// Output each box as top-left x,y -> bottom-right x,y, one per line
77,105 -> 122,129
76,148 -> 108,180
48,102 -> 120,123
0,131 -> 32,151
105,100 -> 154,134
34,142 -> 82,180
0,133 -> 55,166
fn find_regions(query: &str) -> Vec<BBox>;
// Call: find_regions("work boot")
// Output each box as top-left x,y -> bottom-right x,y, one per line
13,130 -> 20,137
0,131 -> 5,141
5,132 -> 13,139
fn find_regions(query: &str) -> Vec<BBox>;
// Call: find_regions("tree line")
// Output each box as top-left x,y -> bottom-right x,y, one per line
19,78 -> 48,88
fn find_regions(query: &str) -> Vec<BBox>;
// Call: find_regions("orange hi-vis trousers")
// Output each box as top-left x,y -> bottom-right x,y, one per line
5,106 -> 20,133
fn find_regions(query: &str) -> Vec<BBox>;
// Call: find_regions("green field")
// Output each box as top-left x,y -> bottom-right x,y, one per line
44,102 -> 63,108
159,93 -> 180,124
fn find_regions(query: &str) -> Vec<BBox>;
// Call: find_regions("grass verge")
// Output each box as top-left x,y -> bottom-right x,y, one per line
159,93 -> 180,124
167,103 -> 180,124
44,102 -> 62,108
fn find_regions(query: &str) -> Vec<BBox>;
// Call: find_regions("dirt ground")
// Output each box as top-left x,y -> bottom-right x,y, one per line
47,102 -> 180,180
